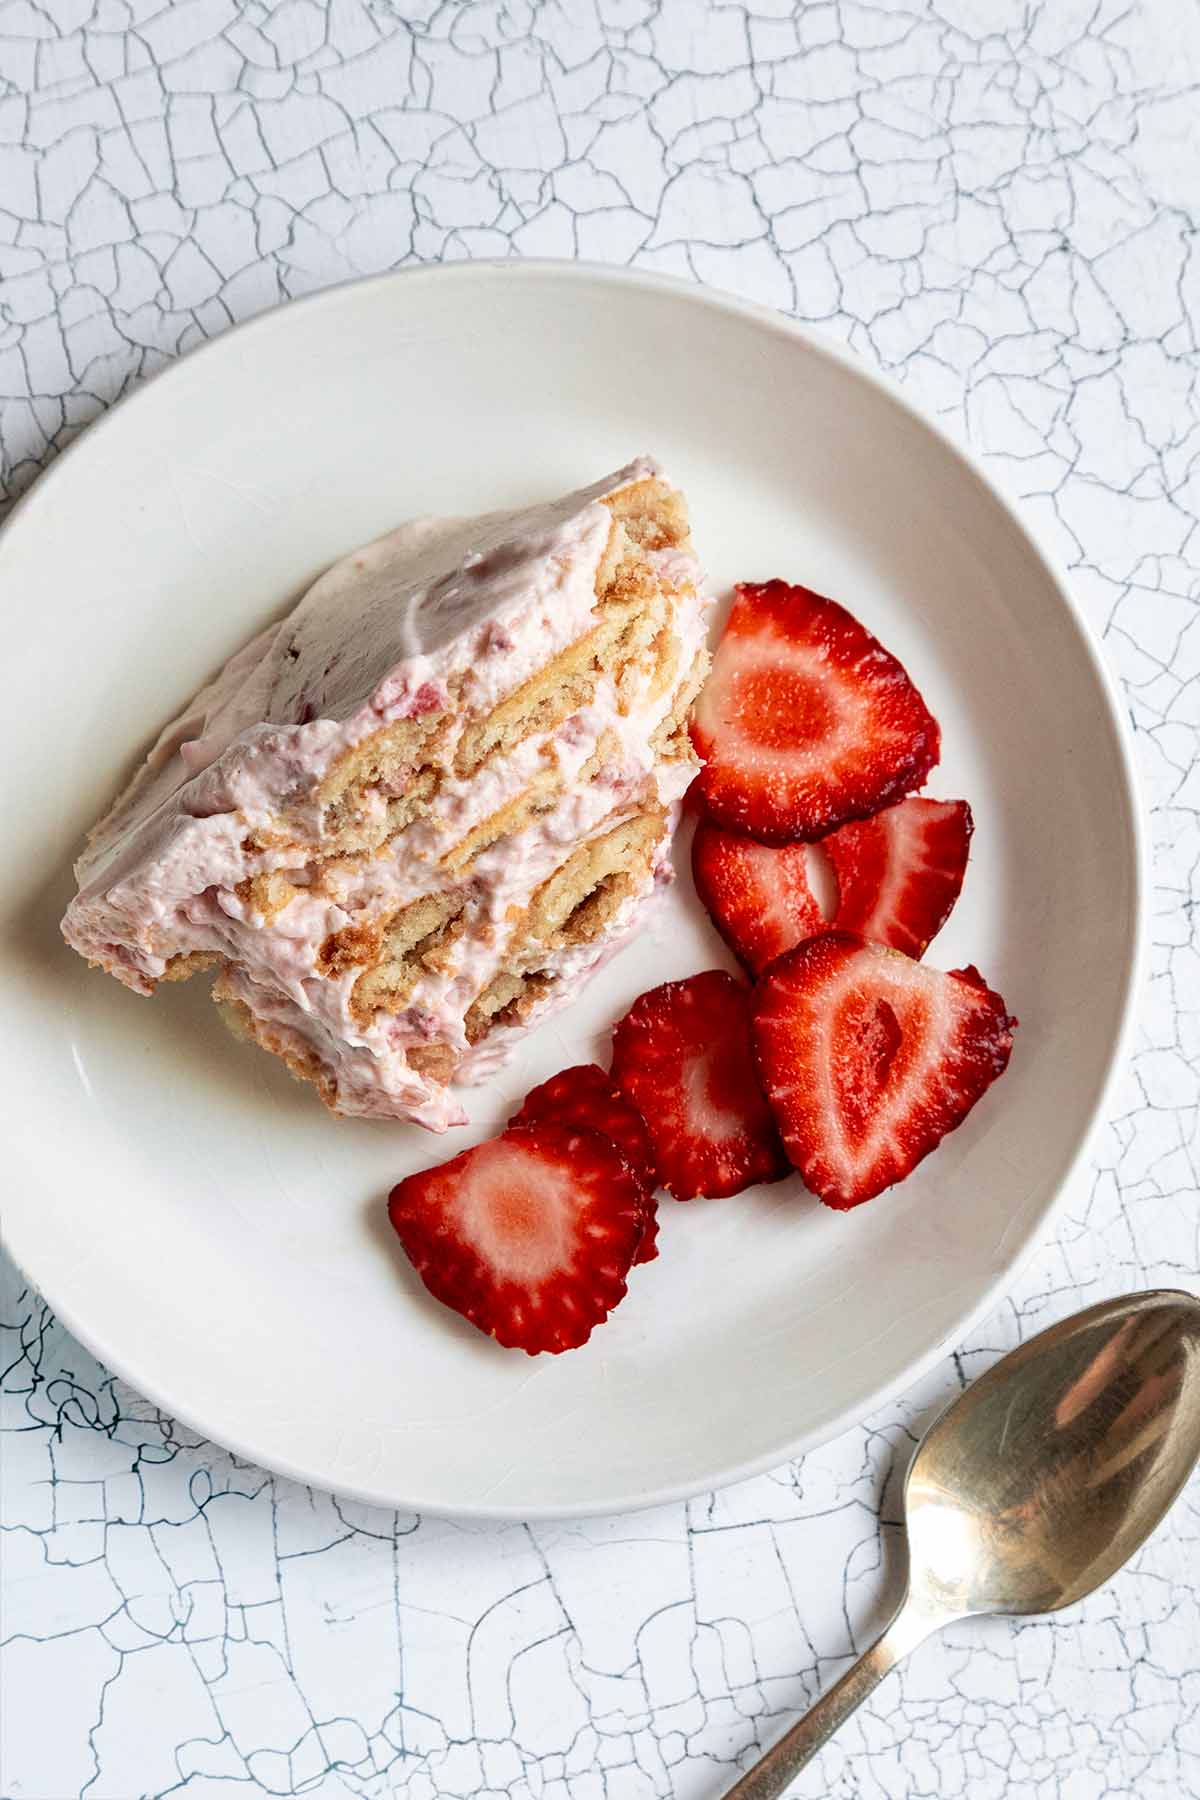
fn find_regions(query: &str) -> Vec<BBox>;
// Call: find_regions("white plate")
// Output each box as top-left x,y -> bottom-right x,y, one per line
1,263 -> 1143,1519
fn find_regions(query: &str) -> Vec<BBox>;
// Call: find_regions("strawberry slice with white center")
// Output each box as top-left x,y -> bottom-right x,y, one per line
691,581 -> 940,842
752,933 -> 1016,1210
511,1063 -> 660,1263
611,970 -> 789,1200
691,821 -> 823,975
387,1122 -> 645,1353
825,797 -> 973,958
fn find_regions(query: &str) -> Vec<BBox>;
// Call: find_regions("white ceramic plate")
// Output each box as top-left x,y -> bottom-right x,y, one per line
1,263 -> 1142,1518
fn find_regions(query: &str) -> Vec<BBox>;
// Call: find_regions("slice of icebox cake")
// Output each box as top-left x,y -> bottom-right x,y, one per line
61,458 -> 712,1128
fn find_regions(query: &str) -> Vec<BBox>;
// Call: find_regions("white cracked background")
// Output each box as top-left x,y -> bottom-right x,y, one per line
2,2 -> 1199,1797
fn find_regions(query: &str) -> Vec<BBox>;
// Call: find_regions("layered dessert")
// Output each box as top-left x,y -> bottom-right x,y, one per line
62,459 -> 711,1128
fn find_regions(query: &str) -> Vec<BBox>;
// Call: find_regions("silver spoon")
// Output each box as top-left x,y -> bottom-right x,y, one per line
726,1288 -> 1200,1800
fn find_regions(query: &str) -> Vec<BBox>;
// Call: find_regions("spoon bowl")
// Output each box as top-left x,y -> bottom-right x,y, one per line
728,1290 -> 1200,1799
906,1289 -> 1200,1620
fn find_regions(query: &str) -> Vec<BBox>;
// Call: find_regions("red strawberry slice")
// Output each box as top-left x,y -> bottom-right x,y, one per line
387,1123 -> 644,1353
691,581 -> 940,842
825,797 -> 973,958
511,1063 -> 659,1263
752,933 -> 1015,1210
691,821 -> 823,975
611,970 -> 789,1201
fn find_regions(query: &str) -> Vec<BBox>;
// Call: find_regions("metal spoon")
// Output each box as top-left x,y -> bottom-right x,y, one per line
726,1288 -> 1200,1799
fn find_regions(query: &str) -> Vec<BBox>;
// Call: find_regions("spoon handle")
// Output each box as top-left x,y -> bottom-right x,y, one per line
722,1600 -> 940,1799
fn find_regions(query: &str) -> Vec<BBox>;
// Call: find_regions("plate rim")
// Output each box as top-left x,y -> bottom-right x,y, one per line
0,258 -> 1148,1519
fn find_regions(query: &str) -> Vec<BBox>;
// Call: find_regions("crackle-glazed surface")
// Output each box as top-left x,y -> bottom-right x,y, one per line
2,3 -> 1198,1798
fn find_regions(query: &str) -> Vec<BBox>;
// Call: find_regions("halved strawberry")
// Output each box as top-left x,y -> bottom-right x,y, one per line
691,581 -> 940,842
825,797 -> 973,958
611,970 -> 789,1200
691,821 -> 822,975
511,1063 -> 659,1263
387,1123 -> 644,1353
752,933 -> 1015,1210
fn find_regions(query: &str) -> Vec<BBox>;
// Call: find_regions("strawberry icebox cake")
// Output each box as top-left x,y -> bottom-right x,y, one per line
62,460 -> 1016,1357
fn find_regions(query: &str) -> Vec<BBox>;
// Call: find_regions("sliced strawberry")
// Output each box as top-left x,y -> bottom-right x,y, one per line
387,1122 -> 644,1353
825,797 -> 973,958
691,581 -> 940,842
511,1063 -> 659,1263
691,822 -> 823,975
611,970 -> 789,1201
752,933 -> 1015,1210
